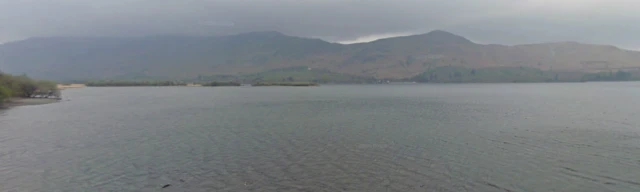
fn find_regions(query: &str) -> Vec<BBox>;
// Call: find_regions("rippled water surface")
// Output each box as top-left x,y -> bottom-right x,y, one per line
1,83 -> 640,191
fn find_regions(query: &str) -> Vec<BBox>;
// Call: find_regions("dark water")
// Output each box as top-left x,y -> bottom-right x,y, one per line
1,83 -> 640,192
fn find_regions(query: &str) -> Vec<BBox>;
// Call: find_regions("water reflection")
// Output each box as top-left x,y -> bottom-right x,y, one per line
0,84 -> 639,191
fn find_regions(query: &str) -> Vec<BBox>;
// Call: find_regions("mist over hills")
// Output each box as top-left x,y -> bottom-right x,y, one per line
1,30 -> 639,82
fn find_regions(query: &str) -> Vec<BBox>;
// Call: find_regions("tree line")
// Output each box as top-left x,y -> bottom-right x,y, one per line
0,72 -> 59,105
581,70 -> 633,82
201,81 -> 241,86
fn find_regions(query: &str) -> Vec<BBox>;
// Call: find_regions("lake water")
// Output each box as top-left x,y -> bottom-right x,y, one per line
1,83 -> 640,192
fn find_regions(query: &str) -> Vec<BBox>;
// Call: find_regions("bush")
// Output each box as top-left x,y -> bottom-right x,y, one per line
0,72 -> 58,98
0,86 -> 12,103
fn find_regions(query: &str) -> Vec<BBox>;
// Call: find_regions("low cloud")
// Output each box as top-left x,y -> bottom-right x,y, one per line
1,0 -> 640,49
336,32 -> 417,44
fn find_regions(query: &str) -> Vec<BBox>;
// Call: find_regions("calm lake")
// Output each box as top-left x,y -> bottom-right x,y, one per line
1,83 -> 640,191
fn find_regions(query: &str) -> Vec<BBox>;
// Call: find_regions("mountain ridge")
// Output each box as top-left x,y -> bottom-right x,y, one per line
1,30 -> 640,82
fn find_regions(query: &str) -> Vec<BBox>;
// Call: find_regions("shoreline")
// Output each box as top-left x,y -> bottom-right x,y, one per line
52,80 -> 640,89
1,98 -> 61,108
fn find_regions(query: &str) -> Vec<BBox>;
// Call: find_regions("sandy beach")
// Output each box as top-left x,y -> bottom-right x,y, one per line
57,84 -> 86,90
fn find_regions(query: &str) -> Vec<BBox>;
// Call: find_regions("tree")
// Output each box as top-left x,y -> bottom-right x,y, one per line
615,70 -> 631,80
3,75 -> 36,97
0,72 -> 58,99
34,80 -> 59,97
454,72 -> 462,78
406,56 -> 415,65
0,86 -> 11,103
20,83 -> 38,97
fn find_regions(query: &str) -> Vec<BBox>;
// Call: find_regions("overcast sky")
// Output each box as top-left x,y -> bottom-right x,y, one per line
1,0 -> 640,49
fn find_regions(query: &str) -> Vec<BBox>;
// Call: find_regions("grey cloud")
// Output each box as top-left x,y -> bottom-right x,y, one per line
1,0 -> 640,49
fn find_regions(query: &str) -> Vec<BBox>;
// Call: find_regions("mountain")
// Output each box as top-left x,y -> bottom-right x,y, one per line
0,32 -> 342,81
2,30 -> 640,82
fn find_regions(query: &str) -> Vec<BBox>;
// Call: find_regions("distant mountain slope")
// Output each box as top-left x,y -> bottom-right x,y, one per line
2,30 -> 640,81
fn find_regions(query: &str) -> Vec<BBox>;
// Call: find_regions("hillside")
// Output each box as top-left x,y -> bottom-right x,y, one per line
2,30 -> 640,82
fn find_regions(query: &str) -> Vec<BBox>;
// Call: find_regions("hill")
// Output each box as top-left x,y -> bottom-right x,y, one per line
2,30 -> 640,82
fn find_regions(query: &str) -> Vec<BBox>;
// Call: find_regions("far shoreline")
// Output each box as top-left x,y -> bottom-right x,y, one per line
55,80 -> 640,89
